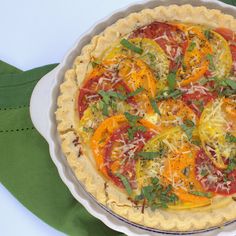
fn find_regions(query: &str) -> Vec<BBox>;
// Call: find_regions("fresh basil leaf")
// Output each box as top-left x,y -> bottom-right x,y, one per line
187,41 -> 196,52
120,38 -> 143,54
137,151 -> 163,160
206,54 -> 215,70
127,126 -> 146,140
189,191 -> 212,198
225,79 -> 236,90
226,133 -> 236,143
127,87 -> 144,97
124,112 -> 142,126
115,173 -> 132,195
167,73 -> 176,91
150,98 -> 161,116
98,90 -> 110,104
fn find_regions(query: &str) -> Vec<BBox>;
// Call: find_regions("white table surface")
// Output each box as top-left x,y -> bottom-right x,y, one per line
1,1 -> 236,236
0,0 -> 134,235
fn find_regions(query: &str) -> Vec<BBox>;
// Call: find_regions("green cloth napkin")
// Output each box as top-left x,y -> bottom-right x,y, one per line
0,60 -> 123,236
0,1 -> 235,235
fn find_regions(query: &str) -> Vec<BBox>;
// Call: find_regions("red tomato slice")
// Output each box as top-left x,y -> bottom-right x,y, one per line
195,149 -> 236,195
130,22 -> 188,71
215,28 -> 236,74
103,125 -> 154,189
78,67 -> 135,118
181,82 -> 217,116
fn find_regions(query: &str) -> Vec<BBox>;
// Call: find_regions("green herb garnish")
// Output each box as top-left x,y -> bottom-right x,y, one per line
124,112 -> 142,126
189,191 -> 212,198
134,179 -> 178,210
127,126 -> 147,140
180,119 -> 195,140
187,42 -> 196,52
206,54 -> 215,71
225,79 -> 236,90
167,72 -> 176,91
115,173 -> 132,195
226,133 -> 236,143
120,38 -> 143,54
204,29 -> 212,40
137,151 -> 164,160
226,157 -> 236,173
150,98 -> 161,116
156,89 -> 183,101
127,87 -> 144,97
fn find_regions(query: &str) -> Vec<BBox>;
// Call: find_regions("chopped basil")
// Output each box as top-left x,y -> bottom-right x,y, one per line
189,191 -> 212,198
226,157 -> 236,173
156,89 -> 183,101
187,41 -> 196,52
200,169 -> 208,177
180,119 -> 195,140
167,72 -> 176,91
120,38 -> 143,54
99,100 -> 109,116
192,100 -> 204,113
127,87 -> 144,97
204,29 -> 213,40
82,127 -> 94,133
137,151 -> 164,160
98,90 -> 127,116
225,79 -> 236,90
134,178 -> 178,210
98,90 -> 110,104
124,112 -> 142,126
206,54 -> 215,71
226,133 -> 236,143
91,60 -> 100,68
127,125 -> 146,140
150,98 -> 161,116
115,173 -> 132,195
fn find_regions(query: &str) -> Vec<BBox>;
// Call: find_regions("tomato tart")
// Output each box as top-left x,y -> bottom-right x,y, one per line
56,5 -> 236,231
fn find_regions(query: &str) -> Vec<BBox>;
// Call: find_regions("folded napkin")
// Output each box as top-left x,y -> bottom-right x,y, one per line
0,1 -> 235,235
0,60 -> 123,236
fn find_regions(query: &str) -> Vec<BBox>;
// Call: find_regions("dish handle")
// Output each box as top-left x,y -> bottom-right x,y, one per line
30,66 -> 59,141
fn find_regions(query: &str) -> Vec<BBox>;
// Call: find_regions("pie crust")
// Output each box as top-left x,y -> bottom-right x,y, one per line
56,5 -> 236,231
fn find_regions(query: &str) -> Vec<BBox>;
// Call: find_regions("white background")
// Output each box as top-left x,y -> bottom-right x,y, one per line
0,0 -> 134,235
0,0 -> 236,236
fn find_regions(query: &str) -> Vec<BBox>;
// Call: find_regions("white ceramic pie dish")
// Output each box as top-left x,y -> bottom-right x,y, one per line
30,0 -> 236,235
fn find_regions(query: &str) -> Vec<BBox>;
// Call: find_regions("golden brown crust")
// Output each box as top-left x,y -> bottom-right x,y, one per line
56,5 -> 236,231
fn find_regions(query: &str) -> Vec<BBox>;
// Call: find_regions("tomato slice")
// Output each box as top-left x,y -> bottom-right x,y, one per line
195,149 -> 236,195
181,83 -> 217,117
77,65 -> 134,118
103,125 -> 154,189
130,22 -> 188,71
199,98 -> 236,169
91,115 -> 161,187
177,26 -> 212,86
215,28 -> 236,74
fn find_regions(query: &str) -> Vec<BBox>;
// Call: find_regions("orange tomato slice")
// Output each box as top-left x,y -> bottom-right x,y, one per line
177,26 -> 212,86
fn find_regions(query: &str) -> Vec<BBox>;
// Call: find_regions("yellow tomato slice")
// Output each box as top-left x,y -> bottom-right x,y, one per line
136,127 -> 211,208
103,37 -> 169,87
208,30 -> 232,79
199,98 -> 236,169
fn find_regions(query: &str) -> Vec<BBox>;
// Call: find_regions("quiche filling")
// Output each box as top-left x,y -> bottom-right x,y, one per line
56,6 -> 236,231
74,21 -> 236,211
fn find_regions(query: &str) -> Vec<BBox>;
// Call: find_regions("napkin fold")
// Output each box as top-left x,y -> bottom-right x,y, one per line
0,62 -> 123,236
